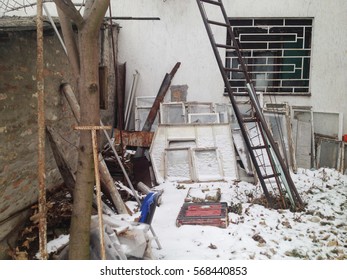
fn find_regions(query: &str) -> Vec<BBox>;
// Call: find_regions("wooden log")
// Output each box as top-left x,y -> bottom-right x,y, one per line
60,83 -> 81,122
99,154 -> 128,214
137,182 -> 151,195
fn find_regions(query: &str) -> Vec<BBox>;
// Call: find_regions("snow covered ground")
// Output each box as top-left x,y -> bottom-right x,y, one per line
148,168 -> 347,260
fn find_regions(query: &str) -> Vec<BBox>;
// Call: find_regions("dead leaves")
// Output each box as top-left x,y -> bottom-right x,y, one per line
208,243 -> 217,250
252,234 -> 266,244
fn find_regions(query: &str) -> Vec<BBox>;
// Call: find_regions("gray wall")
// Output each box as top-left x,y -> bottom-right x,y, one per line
0,20 -> 118,258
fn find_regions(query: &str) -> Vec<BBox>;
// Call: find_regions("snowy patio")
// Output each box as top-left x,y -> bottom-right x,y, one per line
142,168 -> 347,260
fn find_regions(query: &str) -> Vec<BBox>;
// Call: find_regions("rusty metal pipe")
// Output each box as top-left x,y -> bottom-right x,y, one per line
36,0 -> 47,260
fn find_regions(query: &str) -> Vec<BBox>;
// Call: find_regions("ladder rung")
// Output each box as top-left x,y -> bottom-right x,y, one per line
232,93 -> 250,97
251,145 -> 268,150
207,20 -> 229,27
254,153 -> 263,159
242,117 -> 258,123
263,173 -> 281,179
247,125 -> 257,131
216,43 -> 236,49
200,0 -> 222,6
250,135 -> 260,140
224,67 -> 245,73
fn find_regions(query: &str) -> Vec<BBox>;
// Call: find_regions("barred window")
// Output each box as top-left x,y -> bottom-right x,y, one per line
226,18 -> 313,95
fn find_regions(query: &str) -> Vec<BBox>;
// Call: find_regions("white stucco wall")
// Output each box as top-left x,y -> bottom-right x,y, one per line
3,0 -> 346,133
112,0 -> 225,105
112,0 -> 347,133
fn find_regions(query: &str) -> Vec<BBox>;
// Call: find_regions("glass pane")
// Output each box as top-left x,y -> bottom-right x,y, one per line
193,149 -> 223,181
188,113 -> 220,124
166,149 -> 192,181
160,103 -> 186,124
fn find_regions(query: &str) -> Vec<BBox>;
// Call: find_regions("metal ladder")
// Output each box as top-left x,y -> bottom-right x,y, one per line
196,0 -> 304,210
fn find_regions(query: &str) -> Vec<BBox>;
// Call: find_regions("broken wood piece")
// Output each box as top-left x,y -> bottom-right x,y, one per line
99,154 -> 129,215
46,126 -> 76,191
114,129 -> 154,148
141,62 -> 181,133
137,182 -> 151,195
60,83 -> 130,212
100,120 -> 142,206
135,62 -> 181,157
115,63 -> 126,130
115,181 -> 141,198
60,83 -> 80,122
47,125 -> 128,215
99,65 -> 109,110
61,83 -> 141,212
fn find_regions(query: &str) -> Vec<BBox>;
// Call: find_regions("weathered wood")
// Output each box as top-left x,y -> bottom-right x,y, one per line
141,62 -> 181,132
60,83 -> 81,122
116,63 -> 126,130
99,66 -> 108,110
99,154 -> 128,215
46,126 -> 76,190
60,83 -> 129,214
114,129 -> 154,148
135,62 -> 181,157
137,182 -> 151,195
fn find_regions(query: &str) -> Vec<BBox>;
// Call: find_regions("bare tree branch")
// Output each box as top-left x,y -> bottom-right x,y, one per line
53,0 -> 84,29
56,6 -> 80,80
82,0 -> 109,36
82,0 -> 94,19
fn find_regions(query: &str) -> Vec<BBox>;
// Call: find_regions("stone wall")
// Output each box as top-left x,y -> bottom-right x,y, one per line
0,18 -> 118,258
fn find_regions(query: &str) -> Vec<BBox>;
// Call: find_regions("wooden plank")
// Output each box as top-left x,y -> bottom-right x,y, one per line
46,126 -> 76,191
141,62 -> 181,132
99,66 -> 108,110
115,63 -> 126,130
114,129 -> 154,147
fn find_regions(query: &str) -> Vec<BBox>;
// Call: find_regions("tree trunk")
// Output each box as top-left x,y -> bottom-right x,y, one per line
68,29 -> 101,260
54,0 -> 110,260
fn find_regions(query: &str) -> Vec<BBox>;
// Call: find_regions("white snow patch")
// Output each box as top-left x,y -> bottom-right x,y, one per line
150,168 -> 347,260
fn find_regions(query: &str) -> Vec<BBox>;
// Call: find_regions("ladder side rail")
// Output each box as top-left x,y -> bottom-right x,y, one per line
247,83 -> 303,208
196,0 -> 272,201
217,0 -> 303,208
215,1 -> 288,196
255,120 -> 288,208
217,0 -> 252,84
197,0 -> 303,209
